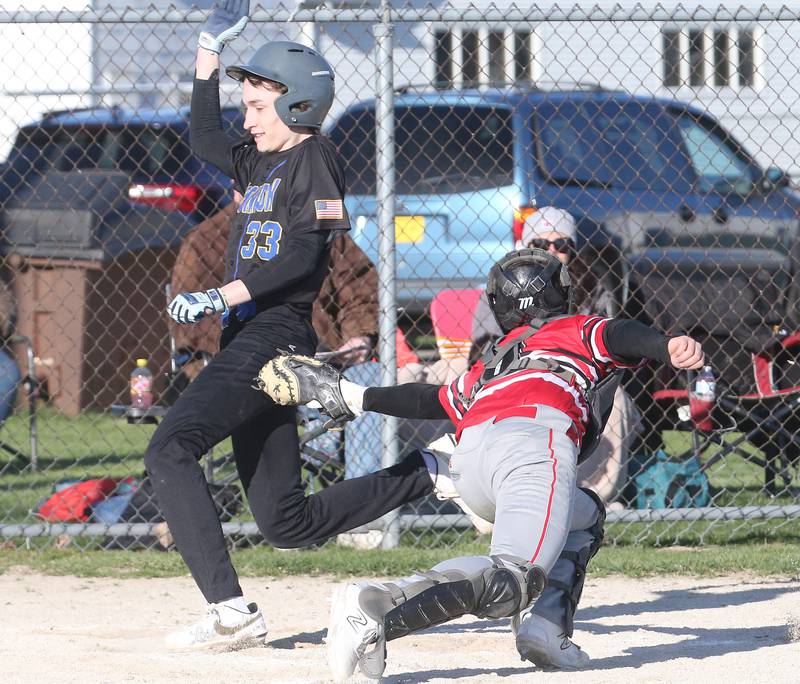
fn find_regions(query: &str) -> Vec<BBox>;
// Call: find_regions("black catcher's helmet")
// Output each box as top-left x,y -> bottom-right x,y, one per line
486,248 -> 573,333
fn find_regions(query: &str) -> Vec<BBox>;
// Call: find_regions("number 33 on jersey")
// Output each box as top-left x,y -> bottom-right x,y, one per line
240,220 -> 282,260
237,177 -> 283,261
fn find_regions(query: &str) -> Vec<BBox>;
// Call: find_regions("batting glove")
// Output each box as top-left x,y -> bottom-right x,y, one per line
198,0 -> 250,54
168,288 -> 229,325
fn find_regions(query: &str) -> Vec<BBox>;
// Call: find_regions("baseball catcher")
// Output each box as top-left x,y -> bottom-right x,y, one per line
257,248 -> 704,681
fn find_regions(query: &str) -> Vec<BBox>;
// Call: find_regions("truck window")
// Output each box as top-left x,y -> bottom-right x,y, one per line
11,125 -> 189,180
328,104 -> 515,194
533,100 -> 686,192
673,113 -> 756,194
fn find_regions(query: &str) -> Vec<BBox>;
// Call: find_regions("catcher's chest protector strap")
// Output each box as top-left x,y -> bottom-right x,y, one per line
381,557 -> 546,642
462,315 -> 574,407
578,371 -> 621,464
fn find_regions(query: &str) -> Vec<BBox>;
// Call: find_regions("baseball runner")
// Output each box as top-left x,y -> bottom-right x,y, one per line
259,248 -> 704,679
145,1 -> 439,649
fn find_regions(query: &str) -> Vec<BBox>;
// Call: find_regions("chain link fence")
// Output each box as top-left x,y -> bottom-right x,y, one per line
1,2 -> 800,551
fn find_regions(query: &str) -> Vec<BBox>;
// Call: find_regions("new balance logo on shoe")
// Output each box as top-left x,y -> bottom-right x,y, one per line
327,584 -> 385,681
347,612 -> 368,631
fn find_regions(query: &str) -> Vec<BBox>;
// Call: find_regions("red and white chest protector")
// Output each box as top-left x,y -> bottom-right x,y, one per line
438,315 -> 641,442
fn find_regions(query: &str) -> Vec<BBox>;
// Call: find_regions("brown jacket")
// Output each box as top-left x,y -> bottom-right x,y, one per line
168,206 -> 378,359
0,278 -> 16,342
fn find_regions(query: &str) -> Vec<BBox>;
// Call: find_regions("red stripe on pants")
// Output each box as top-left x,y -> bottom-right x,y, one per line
530,428 -> 557,564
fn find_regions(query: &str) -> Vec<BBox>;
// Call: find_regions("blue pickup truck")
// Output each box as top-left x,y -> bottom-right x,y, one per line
326,86 -> 800,314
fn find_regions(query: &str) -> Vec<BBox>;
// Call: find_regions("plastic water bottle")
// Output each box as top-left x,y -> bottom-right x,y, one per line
130,358 -> 153,410
689,365 -> 716,432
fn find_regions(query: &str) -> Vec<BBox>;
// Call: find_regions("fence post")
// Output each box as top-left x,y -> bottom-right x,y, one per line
373,11 -> 399,549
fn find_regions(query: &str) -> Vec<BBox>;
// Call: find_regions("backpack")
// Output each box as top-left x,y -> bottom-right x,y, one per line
103,476 -> 244,551
633,450 -> 711,509
119,476 -> 244,524
38,478 -> 120,522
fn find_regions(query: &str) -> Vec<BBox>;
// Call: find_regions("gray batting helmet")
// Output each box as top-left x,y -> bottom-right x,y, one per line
226,41 -> 335,129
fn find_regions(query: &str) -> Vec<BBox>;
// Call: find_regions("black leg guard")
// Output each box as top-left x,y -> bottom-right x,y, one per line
382,557 -> 547,642
384,577 -> 474,641
544,487 -> 606,637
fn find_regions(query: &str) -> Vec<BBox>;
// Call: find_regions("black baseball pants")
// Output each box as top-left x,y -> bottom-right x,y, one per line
143,314 -> 432,603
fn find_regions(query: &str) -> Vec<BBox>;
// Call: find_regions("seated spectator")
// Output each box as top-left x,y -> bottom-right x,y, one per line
470,207 -> 639,508
472,207 -> 615,344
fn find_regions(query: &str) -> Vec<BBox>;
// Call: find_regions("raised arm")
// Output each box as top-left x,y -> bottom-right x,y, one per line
190,0 -> 250,175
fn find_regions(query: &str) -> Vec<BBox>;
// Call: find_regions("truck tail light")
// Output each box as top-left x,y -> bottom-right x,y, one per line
513,206 -> 537,244
128,183 -> 201,213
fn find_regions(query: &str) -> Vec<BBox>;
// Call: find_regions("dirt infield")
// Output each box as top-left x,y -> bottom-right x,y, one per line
1,570 -> 798,683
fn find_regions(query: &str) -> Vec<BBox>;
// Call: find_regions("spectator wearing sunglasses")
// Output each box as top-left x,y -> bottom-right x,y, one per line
471,207 -> 612,341
470,206 -> 639,509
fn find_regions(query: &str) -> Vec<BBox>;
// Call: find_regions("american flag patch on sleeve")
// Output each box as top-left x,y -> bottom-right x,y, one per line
314,199 -> 344,220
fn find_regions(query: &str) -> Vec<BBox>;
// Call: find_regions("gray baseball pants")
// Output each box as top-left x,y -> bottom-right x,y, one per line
427,410 -> 602,631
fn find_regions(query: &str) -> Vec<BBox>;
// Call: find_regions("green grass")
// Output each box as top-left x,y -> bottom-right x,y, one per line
0,409 -> 152,523
607,518 -> 800,547
0,408 -> 235,524
1,541 -> 798,579
2,410 -> 798,548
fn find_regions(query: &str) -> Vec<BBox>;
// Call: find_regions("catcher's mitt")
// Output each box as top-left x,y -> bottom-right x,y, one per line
255,354 -> 355,426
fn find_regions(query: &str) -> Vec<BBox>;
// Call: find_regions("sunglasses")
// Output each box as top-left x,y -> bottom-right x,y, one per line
528,237 -> 576,255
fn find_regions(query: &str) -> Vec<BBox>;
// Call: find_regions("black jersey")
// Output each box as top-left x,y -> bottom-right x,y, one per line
225,135 -> 350,310
189,77 -> 350,328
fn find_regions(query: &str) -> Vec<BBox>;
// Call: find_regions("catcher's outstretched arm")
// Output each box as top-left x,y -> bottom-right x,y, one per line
256,354 -> 447,423
603,318 -> 670,365
362,383 -> 448,420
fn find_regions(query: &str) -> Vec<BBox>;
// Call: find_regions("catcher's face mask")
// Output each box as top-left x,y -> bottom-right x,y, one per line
487,248 -> 573,332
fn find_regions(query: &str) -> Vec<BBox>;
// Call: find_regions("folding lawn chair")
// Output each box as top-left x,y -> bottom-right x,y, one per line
429,288 -> 483,362
652,333 -> 800,497
629,248 -> 800,498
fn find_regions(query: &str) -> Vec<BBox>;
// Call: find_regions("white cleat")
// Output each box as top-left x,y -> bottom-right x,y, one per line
425,436 -> 494,536
513,613 -> 590,670
326,582 -> 385,681
165,602 -> 267,651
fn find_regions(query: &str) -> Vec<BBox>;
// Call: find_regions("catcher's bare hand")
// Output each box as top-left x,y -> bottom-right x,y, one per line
667,335 -> 704,370
254,354 -> 355,426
